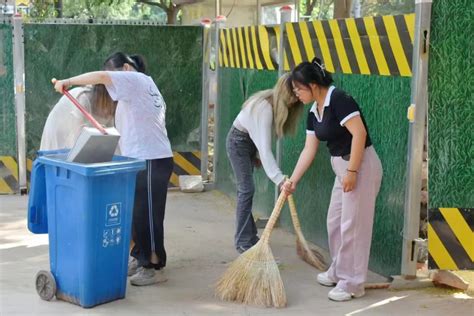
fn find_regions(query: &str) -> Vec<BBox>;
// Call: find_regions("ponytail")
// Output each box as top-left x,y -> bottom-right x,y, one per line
103,52 -> 147,74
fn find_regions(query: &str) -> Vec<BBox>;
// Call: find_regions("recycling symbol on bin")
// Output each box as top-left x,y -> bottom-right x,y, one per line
109,205 -> 119,217
106,203 -> 121,226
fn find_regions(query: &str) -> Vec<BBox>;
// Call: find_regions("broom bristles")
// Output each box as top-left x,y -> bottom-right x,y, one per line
215,241 -> 287,308
288,195 -> 327,271
216,192 -> 287,308
295,234 -> 327,271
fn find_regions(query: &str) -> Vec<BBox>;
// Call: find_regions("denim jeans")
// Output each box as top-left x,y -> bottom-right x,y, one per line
226,126 -> 260,252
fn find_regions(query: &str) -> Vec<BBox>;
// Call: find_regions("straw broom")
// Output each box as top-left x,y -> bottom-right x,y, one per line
288,196 -> 389,290
215,191 -> 287,308
288,195 -> 327,271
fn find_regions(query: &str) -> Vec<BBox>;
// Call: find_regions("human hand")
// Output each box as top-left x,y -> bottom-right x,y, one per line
51,78 -> 70,94
281,179 -> 296,196
342,171 -> 357,192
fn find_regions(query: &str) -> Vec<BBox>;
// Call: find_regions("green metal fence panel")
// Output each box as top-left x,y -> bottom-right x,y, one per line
428,0 -> 473,208
217,67 -> 411,276
0,23 -> 16,158
281,74 -> 412,276
23,24 -> 203,158
0,22 -> 18,194
215,68 -> 278,218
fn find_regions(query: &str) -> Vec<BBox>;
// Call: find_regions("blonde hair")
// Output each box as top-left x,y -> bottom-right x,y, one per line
75,85 -> 116,126
91,84 -> 116,120
272,73 -> 304,138
242,73 -> 303,138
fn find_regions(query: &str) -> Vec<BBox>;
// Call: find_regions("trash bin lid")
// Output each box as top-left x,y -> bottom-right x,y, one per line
37,154 -> 146,177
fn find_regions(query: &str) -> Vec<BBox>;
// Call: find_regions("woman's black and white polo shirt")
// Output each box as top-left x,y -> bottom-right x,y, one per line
306,86 -> 372,157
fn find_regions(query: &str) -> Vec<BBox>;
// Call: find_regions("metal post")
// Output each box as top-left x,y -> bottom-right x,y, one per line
200,18 -> 212,181
275,6 -> 292,201
12,16 -> 27,194
401,0 -> 432,278
256,0 -> 261,24
212,15 -> 226,185
215,0 -> 221,17
294,0 -> 300,21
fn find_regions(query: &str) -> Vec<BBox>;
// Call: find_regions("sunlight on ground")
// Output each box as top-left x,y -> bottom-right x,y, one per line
197,303 -> 228,312
345,295 -> 409,315
453,292 -> 473,300
453,270 -> 474,296
0,218 -> 49,250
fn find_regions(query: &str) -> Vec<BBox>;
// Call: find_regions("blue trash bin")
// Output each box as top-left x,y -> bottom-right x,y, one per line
30,153 -> 145,308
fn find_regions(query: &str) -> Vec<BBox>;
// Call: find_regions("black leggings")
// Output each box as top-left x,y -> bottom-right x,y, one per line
131,157 -> 173,270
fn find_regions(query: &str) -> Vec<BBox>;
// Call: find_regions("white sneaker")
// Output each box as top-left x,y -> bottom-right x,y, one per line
130,268 -> 168,286
128,257 -> 139,276
317,272 -> 337,287
328,287 -> 365,302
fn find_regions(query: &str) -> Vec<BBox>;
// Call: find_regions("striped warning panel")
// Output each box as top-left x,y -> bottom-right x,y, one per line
0,156 -> 19,194
169,151 -> 201,188
428,208 -> 474,270
218,25 -> 280,70
1,153 -> 200,193
219,13 -> 414,77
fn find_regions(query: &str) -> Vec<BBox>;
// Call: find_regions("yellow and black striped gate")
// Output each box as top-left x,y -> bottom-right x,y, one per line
168,151 -> 202,188
0,152 -> 201,194
428,208 -> 474,270
0,156 -> 19,194
219,14 -> 415,77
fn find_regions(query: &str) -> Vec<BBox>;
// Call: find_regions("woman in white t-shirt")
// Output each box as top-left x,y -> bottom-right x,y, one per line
53,52 -> 173,286
226,73 -> 304,253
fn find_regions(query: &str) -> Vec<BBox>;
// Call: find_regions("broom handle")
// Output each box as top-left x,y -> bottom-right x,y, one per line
260,191 -> 287,242
63,89 -> 108,135
288,195 -> 302,232
52,78 -> 108,135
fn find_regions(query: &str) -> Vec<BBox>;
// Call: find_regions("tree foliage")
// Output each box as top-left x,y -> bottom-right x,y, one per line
28,0 -> 201,23
299,0 -> 414,20
29,0 -> 415,23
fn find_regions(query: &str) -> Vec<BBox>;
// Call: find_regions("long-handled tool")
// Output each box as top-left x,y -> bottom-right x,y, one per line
215,191 -> 287,308
288,195 -> 327,270
52,78 -> 107,134
51,78 -> 120,163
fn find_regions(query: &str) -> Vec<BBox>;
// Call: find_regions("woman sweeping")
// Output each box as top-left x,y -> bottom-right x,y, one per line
53,52 -> 173,286
282,58 -> 383,301
227,73 -> 303,254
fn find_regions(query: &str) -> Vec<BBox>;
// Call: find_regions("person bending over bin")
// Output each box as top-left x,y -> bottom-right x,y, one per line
41,84 -> 116,151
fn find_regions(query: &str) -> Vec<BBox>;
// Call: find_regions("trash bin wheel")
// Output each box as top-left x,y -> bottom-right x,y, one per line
35,270 -> 56,301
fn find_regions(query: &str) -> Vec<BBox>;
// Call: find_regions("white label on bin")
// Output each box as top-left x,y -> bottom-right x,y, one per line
105,203 -> 121,226
102,227 -> 122,248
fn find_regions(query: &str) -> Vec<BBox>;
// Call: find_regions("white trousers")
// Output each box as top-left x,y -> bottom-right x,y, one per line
326,146 -> 383,294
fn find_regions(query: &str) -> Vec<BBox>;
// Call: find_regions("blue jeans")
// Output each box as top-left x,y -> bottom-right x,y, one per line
226,126 -> 260,252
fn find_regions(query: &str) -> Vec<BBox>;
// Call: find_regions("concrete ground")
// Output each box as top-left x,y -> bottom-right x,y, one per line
0,191 -> 472,315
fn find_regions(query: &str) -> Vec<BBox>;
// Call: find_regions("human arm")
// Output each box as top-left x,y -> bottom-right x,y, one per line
248,103 -> 285,186
282,133 -> 320,195
54,71 -> 150,103
53,72 -> 111,93
341,116 -> 367,192
332,92 -> 367,193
